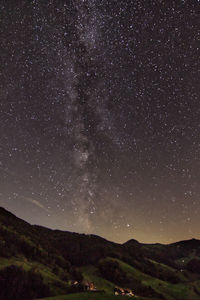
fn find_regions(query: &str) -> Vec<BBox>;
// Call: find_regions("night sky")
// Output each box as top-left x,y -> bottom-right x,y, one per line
0,0 -> 199,244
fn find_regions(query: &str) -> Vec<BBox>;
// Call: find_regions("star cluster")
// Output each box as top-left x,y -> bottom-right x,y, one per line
0,0 -> 199,243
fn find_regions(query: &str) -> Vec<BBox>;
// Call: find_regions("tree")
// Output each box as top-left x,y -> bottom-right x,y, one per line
187,259 -> 200,274
0,265 -> 50,300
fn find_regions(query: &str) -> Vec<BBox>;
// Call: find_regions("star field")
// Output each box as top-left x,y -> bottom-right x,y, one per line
0,0 -> 200,243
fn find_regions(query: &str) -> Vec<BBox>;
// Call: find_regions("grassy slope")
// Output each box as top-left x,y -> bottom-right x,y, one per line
111,258 -> 200,300
80,265 -> 115,294
0,257 -> 67,295
1,256 -> 200,300
79,258 -> 200,300
148,259 -> 186,282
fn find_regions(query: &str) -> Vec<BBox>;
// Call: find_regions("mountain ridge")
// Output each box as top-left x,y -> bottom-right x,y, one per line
1,206 -> 199,246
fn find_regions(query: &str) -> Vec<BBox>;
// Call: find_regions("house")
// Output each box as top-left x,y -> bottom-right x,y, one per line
83,281 -> 96,291
71,280 -> 79,286
124,288 -> 135,297
114,286 -> 135,297
114,287 -> 124,295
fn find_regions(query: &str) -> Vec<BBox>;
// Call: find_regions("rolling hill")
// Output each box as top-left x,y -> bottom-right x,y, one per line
0,206 -> 199,300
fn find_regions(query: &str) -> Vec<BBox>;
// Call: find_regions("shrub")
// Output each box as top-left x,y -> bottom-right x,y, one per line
98,259 -> 128,285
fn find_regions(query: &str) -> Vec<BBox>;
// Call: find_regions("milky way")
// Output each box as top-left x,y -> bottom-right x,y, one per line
0,0 -> 199,243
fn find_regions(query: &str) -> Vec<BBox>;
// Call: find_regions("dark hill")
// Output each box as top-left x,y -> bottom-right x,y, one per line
0,207 -> 200,300
0,206 -> 200,267
142,239 -> 200,268
0,206 -> 133,265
